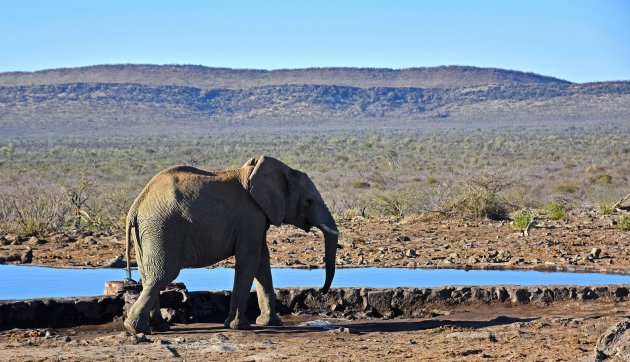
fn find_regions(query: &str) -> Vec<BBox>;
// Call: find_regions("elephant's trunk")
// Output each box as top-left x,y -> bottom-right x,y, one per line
318,216 -> 338,294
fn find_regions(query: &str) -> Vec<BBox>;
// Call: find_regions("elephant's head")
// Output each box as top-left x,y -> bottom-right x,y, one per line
244,156 -> 339,293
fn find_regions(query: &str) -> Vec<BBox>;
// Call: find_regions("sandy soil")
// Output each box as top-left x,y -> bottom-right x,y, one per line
1,301 -> 628,361
1,212 -> 628,274
1,212 -> 628,361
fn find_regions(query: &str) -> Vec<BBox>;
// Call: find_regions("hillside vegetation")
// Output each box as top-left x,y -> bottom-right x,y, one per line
0,65 -> 628,136
0,64 -> 570,89
0,64 -> 628,237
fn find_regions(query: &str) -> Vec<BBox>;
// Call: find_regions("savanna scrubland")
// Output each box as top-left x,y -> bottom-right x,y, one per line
1,121 -> 629,270
1,65 -> 630,360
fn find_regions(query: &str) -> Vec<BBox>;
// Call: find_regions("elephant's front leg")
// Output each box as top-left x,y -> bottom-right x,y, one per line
224,237 -> 262,330
254,242 -> 282,326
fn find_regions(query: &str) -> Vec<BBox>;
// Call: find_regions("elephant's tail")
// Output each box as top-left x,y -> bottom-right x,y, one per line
125,213 -> 138,281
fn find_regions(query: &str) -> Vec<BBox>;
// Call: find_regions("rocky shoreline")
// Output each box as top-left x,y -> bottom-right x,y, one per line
2,283 -> 629,330
2,283 -> 630,360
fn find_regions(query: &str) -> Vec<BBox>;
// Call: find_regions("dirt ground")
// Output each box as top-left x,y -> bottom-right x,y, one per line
1,301 -> 628,361
1,212 -> 629,361
1,212 -> 628,274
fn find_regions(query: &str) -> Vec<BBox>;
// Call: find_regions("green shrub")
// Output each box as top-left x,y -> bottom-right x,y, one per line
591,173 -> 612,186
425,176 -> 439,186
511,213 -> 533,230
9,184 -> 70,237
598,202 -> 615,215
554,182 -> 579,194
368,189 -> 422,218
543,201 -> 567,221
454,172 -> 514,220
352,180 -> 371,189
617,217 -> 630,231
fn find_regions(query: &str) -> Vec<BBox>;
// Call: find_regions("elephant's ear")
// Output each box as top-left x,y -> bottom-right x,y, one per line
248,156 -> 290,226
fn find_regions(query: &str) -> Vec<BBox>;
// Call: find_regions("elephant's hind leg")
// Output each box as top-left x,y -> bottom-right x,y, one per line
124,281 -> 161,334
149,297 -> 170,332
124,259 -> 179,334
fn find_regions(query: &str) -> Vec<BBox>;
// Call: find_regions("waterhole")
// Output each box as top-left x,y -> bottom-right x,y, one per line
1,265 -> 629,300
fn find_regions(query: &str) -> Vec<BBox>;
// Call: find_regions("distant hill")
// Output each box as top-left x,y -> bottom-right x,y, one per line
0,65 -> 628,136
0,64 -> 570,89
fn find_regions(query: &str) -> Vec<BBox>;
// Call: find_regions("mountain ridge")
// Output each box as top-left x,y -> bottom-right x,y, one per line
0,64 -> 628,137
0,64 -> 572,89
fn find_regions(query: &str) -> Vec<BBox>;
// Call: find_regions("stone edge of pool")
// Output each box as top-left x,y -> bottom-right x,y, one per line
1,284 -> 629,331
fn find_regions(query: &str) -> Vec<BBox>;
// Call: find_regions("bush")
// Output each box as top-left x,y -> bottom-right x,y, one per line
543,201 -> 567,221
555,182 -> 579,194
454,172 -> 514,220
6,183 -> 70,237
591,173 -> 612,186
511,213 -> 533,230
598,202 -> 615,215
617,217 -> 630,230
425,176 -> 438,186
368,189 -> 422,218
352,180 -> 371,189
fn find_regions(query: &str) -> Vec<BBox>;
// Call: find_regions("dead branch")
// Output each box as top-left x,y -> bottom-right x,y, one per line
612,192 -> 630,211
523,216 -> 538,237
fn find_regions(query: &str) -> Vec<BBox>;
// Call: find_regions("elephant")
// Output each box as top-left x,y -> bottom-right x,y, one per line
123,155 -> 339,334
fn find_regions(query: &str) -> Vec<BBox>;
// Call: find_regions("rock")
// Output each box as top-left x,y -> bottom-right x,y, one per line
590,248 -> 602,259
595,318 -> 630,360
405,249 -> 416,258
103,256 -> 127,268
160,308 -> 186,324
50,234 -> 76,243
0,257 -> 5,264
27,236 -> 44,245
82,236 -> 97,245
212,333 -> 229,342
450,331 -> 497,342
396,236 -> 411,242
511,288 -> 530,304
329,327 -> 359,334
20,246 -> 33,264
116,331 -> 150,344
367,290 -> 394,318
494,250 -> 512,263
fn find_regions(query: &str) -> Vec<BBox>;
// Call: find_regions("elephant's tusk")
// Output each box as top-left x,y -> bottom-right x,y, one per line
319,224 -> 340,236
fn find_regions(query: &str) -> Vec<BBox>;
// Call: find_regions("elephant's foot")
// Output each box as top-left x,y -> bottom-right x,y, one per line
256,313 -> 283,326
224,317 -> 251,330
124,318 -> 151,335
150,320 -> 171,333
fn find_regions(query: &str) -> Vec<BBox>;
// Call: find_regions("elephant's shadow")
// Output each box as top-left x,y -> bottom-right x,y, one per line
164,316 -> 537,335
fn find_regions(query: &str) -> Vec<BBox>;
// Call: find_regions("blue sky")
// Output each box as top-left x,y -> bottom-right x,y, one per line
0,0 -> 628,82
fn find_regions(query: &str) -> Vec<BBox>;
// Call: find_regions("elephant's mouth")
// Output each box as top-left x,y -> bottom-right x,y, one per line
318,223 -> 339,236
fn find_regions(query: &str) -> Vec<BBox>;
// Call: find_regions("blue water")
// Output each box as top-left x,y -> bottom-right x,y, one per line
1,265 -> 629,300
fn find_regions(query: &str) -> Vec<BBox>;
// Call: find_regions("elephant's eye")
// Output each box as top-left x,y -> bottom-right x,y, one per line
306,198 -> 314,205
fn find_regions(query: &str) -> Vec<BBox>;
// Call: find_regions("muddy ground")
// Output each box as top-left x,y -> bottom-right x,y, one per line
1,212 -> 629,361
1,302 -> 628,361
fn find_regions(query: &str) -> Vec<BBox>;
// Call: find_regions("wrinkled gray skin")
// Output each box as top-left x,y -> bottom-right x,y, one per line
123,156 -> 339,334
